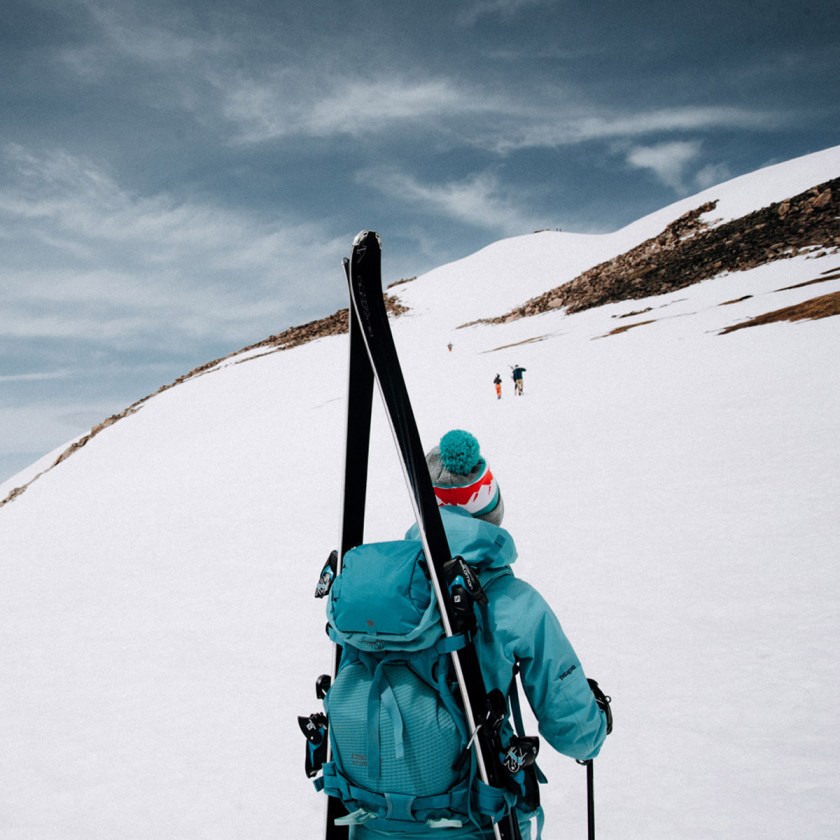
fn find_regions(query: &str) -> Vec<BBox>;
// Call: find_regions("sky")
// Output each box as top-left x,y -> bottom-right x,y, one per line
1,0 -> 839,484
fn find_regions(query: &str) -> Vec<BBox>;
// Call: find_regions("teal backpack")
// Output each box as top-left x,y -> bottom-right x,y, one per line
306,539 -> 519,831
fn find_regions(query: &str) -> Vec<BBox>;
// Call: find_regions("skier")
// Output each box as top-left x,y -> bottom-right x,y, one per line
493,373 -> 503,399
316,233 -> 609,840
369,428 -> 609,840
511,365 -> 526,396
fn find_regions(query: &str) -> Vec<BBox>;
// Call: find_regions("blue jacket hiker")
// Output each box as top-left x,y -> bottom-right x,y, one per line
313,430 -> 610,840
511,366 -> 526,396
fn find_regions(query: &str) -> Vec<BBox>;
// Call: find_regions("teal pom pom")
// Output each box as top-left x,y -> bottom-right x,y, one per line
439,430 -> 481,475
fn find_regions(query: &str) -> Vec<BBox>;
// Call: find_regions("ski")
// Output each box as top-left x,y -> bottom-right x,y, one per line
345,230 -> 522,840
336,256 -> 375,583
322,257 -> 375,840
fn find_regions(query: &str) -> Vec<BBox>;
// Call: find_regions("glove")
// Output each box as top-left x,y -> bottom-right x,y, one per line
588,678 -> 613,735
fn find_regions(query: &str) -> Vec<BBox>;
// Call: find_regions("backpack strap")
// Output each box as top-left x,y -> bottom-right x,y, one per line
509,662 -> 527,738
367,658 -> 404,781
355,634 -> 470,784
508,663 -> 547,840
320,762 -> 516,828
509,662 -> 548,786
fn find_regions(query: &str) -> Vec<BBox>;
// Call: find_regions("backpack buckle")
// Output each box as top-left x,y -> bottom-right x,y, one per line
444,556 -> 487,632
298,713 -> 329,778
503,736 -> 540,774
315,550 -> 338,598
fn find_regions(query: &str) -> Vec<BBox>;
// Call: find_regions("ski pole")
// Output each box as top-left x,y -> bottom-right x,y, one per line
577,759 -> 595,840
579,678 -> 612,839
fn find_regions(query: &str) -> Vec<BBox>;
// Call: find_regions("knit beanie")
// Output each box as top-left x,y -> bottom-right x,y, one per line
425,430 -> 504,526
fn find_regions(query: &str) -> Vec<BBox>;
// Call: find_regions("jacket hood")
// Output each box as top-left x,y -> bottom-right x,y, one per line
404,506 -> 517,572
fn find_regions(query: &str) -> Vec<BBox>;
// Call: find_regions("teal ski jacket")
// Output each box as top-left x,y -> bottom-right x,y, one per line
408,506 -> 607,762
350,507 -> 607,839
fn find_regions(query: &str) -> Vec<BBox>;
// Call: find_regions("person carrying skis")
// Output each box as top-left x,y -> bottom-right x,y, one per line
377,429 -> 610,840
307,428 -> 612,839
511,365 -> 526,396
493,373 -> 503,399
312,232 -> 609,840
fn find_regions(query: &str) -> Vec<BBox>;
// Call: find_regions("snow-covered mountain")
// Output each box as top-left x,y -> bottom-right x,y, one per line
2,146 -> 839,840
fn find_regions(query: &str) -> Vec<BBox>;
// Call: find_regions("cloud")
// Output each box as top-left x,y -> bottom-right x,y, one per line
217,61 -> 782,155
625,140 -> 704,192
0,371 -> 74,384
359,168 -> 542,236
47,0 -> 791,170
220,73 -> 494,144
62,0 -> 227,73
695,161 -> 733,190
584,106 -> 776,137
59,4 -> 782,158
0,145 -> 344,349
456,0 -> 550,25
624,140 -> 737,193
479,104 -> 781,154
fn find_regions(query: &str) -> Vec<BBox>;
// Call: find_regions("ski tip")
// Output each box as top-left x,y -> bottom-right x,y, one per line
352,230 -> 381,249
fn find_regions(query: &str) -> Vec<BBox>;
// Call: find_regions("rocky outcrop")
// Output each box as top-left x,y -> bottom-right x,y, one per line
474,178 -> 840,325
719,290 -> 840,335
216,292 -> 408,358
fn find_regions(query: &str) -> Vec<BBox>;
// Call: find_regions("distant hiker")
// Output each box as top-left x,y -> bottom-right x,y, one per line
511,364 -> 527,396
448,342 -> 453,352
494,373 -> 503,399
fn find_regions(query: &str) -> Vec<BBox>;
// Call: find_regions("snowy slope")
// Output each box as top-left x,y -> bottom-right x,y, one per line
395,144 -> 840,329
1,146 -> 839,840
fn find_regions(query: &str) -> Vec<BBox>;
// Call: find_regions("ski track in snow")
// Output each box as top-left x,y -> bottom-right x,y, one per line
1,145 -> 839,839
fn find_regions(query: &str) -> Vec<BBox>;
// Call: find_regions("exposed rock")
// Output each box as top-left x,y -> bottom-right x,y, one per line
719,290 -> 840,335
226,292 -> 408,356
602,319 -> 657,337
472,179 -> 840,325
614,307 -> 654,319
